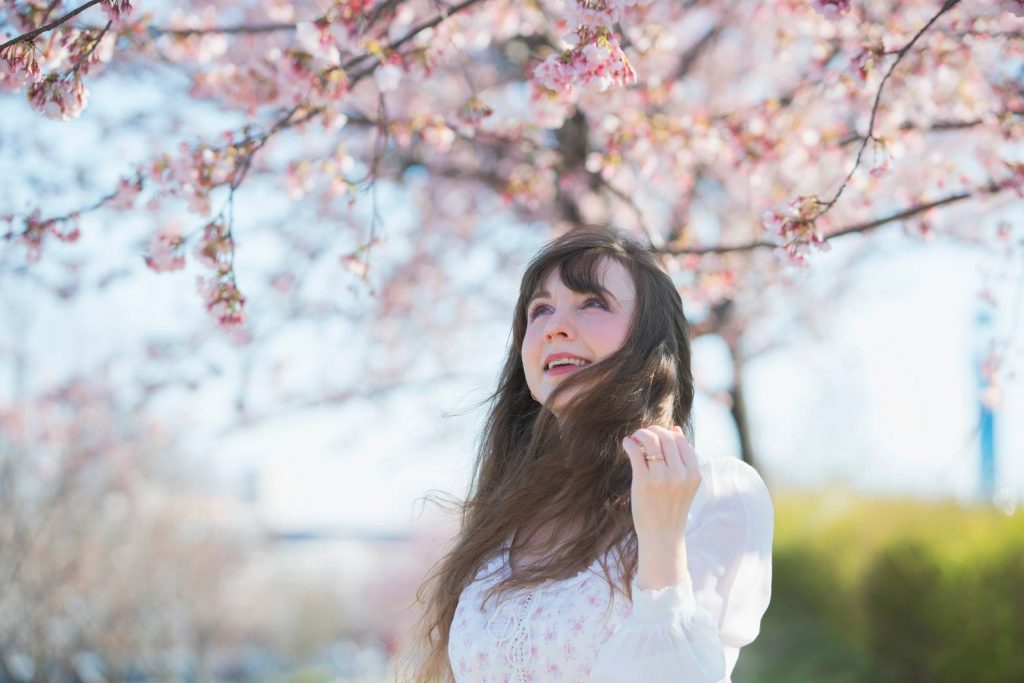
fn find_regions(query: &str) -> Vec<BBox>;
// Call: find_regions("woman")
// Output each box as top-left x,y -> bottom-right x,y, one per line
398,225 -> 774,683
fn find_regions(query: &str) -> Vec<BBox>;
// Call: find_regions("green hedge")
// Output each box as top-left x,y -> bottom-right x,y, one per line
764,487 -> 1024,683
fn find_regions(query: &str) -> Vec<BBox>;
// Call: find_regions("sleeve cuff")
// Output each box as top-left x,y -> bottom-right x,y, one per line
630,574 -> 699,626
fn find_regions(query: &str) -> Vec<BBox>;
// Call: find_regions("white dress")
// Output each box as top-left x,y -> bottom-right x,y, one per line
447,454 -> 774,683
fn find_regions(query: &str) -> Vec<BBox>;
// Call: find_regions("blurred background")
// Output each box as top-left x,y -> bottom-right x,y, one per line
3,1 -> 1024,683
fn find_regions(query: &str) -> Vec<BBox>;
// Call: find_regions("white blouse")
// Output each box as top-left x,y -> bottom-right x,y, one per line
447,454 -> 774,683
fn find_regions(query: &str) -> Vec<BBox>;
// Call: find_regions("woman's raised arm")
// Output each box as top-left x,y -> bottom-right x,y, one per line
589,457 -> 774,683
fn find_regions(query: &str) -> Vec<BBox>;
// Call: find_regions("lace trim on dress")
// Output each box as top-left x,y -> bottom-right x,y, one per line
480,541 -> 603,682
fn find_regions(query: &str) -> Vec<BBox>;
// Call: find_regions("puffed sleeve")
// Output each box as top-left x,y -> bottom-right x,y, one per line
589,456 -> 774,683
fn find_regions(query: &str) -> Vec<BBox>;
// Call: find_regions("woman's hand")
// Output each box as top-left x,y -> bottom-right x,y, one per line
622,425 -> 702,590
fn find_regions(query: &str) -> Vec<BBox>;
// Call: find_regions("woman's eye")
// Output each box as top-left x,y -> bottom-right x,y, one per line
528,297 -> 607,321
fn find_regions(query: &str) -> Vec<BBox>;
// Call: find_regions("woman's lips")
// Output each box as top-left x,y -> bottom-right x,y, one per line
545,363 -> 586,376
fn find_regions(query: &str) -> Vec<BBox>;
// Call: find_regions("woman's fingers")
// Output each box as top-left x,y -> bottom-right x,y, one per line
622,424 -> 703,543
672,424 -> 700,475
648,425 -> 687,479
628,429 -> 667,481
621,434 -> 648,474
624,425 -> 700,484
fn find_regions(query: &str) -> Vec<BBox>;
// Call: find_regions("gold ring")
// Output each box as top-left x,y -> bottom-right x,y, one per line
635,439 -> 665,462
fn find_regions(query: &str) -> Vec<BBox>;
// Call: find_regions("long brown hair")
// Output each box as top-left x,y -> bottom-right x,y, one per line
393,224 -> 695,682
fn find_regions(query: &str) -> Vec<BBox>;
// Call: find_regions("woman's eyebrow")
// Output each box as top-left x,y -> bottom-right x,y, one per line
527,288 -> 618,304
527,289 -> 550,305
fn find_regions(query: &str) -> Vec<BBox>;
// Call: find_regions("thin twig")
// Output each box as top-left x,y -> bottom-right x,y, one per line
818,0 -> 962,215
68,20 -> 112,75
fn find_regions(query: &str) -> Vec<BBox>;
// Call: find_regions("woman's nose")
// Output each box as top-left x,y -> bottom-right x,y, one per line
543,309 -> 576,341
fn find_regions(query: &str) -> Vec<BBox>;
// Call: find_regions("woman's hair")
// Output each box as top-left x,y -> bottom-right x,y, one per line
393,224 -> 695,683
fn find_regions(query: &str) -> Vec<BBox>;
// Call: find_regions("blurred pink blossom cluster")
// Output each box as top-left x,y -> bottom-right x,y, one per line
196,271 -> 247,329
26,72 -> 88,121
762,195 -> 833,267
563,0 -> 650,29
533,28 -> 636,93
811,0 -> 852,18
194,218 -> 234,273
1002,161 -> 1024,195
149,142 -> 237,217
295,20 -> 343,66
532,0 -> 650,95
0,36 -> 41,87
17,209 -> 81,262
107,176 -> 144,210
1,5 -> 120,120
101,0 -> 134,26
144,222 -> 186,273
848,39 -> 886,84
192,48 -> 350,113
194,219 -> 247,330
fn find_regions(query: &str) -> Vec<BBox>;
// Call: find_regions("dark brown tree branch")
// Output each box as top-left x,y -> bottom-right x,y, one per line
0,0 -> 104,50
655,181 -> 1004,256
671,23 -> 722,83
149,22 -> 296,37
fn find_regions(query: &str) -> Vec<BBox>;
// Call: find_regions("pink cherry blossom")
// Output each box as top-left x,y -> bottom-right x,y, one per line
296,20 -> 341,66
1002,0 -> 1024,17
1,37 -> 43,90
16,209 -> 80,262
533,28 -> 636,94
150,143 -> 236,218
27,73 -> 89,121
193,219 -> 233,273
101,0 -> 134,27
144,222 -> 187,273
108,176 -> 143,210
1002,161 -> 1024,195
195,274 -> 247,328
812,0 -> 852,18
762,195 -> 833,267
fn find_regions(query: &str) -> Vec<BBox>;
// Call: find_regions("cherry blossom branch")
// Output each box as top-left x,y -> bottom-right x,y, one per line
817,0 -> 962,215
343,0 -> 486,78
662,180 -> 1004,256
591,172 -> 661,248
0,0 -> 104,50
214,0 -> 488,157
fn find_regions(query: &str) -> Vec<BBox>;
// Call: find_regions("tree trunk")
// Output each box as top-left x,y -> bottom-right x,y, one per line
728,338 -> 758,472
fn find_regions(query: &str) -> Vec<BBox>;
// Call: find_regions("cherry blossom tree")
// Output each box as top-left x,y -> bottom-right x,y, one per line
2,0 -> 1023,466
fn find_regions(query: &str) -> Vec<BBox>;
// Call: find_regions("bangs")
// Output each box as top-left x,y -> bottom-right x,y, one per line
526,250 -> 622,313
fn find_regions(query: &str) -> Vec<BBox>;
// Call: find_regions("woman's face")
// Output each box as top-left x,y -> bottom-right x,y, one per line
521,258 -> 637,411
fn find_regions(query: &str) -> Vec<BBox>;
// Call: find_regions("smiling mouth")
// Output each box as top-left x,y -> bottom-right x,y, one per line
544,360 -> 591,375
